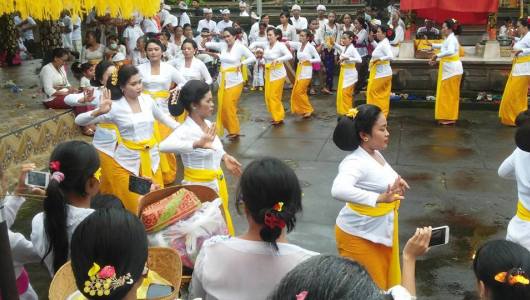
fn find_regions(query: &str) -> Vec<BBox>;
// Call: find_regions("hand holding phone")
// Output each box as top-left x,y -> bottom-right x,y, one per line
128,175 -> 152,195
25,171 -> 50,189
429,225 -> 450,247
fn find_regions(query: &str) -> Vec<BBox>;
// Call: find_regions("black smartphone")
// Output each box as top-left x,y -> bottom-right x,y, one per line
146,284 -> 173,298
128,175 -> 152,195
429,226 -> 450,247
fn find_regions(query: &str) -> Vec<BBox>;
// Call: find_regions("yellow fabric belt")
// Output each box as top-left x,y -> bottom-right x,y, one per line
144,90 -> 170,99
514,55 -> 530,64
264,63 -> 285,108
97,123 -> 122,143
347,200 -> 401,286
121,136 -> 158,178
516,200 -> 530,221
183,167 -> 235,235
336,63 -> 356,115
440,53 -> 460,63
216,66 -> 239,136
367,60 -> 390,95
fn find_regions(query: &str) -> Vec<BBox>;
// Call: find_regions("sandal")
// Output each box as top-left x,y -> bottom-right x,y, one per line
271,120 -> 284,126
309,89 -> 317,95
321,88 -> 333,95
227,134 -> 243,141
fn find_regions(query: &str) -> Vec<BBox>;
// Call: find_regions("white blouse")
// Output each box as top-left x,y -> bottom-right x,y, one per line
216,20 -> 233,34
31,205 -> 94,275
163,42 -> 180,61
159,117 -> 225,191
432,33 -> 463,80
277,24 -> 298,42
335,44 -> 363,87
249,41 -> 293,81
65,88 -> 118,157
39,63 -> 70,101
197,19 -> 218,34
331,147 -> 399,246
319,23 -> 339,50
512,31 -> 530,76
189,236 -> 318,300
205,41 -> 256,88
75,95 -> 179,175
132,50 -> 149,66
289,41 -> 321,80
137,62 -> 186,114
355,29 -> 369,57
370,38 -> 393,79
390,25 -> 405,57
80,44 -> 105,63
499,147 -> 530,251
172,57 -> 213,85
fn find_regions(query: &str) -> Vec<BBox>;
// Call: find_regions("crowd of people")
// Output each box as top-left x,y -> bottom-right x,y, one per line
3,2 -> 530,299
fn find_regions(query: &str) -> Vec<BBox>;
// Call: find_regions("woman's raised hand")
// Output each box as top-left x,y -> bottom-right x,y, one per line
193,122 -> 217,149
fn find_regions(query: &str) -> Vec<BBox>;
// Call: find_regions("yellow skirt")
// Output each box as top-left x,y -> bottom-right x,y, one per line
435,75 -> 462,121
265,78 -> 286,122
111,163 -> 164,215
290,78 -> 313,116
335,225 -> 393,290
367,76 -> 392,118
337,84 -> 354,115
499,74 -> 530,126
96,150 -> 121,196
157,122 -> 177,185
220,83 -> 244,135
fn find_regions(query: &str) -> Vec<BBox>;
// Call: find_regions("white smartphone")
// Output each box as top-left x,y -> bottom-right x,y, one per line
25,171 -> 50,189
429,226 -> 450,247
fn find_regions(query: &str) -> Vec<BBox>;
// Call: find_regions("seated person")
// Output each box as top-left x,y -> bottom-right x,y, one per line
417,19 -> 441,39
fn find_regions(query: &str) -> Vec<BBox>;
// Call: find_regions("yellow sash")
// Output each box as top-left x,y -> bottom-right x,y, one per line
367,60 -> 390,97
121,136 -> 159,178
435,53 -> 460,102
183,167 -> 235,236
347,200 -> 401,286
516,200 -> 530,221
264,63 -> 284,111
216,66 -> 239,136
97,123 -> 122,143
144,90 -> 170,99
336,63 -> 356,115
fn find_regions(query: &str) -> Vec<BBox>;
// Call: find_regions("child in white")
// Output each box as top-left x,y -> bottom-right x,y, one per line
252,48 -> 265,91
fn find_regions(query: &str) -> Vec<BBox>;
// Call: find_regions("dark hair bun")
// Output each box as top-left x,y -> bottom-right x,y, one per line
516,123 -> 530,152
333,116 -> 358,151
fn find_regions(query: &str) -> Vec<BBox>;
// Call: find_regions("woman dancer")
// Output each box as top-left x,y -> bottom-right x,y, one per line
335,31 -> 362,115
161,80 -> 241,235
499,17 -> 530,126
137,39 -> 185,185
367,25 -> 394,118
75,65 -> 179,213
288,29 -> 321,118
331,104 -> 409,290
203,27 -> 255,139
174,39 -> 212,84
429,19 -> 463,125
249,28 -> 293,125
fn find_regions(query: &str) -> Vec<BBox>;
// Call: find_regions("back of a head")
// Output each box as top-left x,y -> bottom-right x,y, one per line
473,240 -> 530,300
237,157 -> 302,250
268,255 -> 382,300
168,79 -> 210,117
90,194 -> 125,210
71,208 -> 148,299
333,104 -> 382,151
515,110 -> 530,152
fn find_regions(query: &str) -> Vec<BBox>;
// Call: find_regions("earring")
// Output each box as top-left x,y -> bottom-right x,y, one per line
363,138 -> 369,142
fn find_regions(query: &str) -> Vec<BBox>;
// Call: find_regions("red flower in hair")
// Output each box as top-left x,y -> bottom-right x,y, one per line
50,161 -> 61,172
264,213 -> 286,229
386,29 -> 392,37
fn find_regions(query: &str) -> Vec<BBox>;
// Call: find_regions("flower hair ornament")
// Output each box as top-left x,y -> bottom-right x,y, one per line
84,263 -> 133,297
345,108 -> 359,119
494,268 -> 530,286
93,167 -> 102,181
296,291 -> 308,300
451,18 -> 458,31
264,202 -> 286,230
50,160 -> 65,183
110,67 -> 119,86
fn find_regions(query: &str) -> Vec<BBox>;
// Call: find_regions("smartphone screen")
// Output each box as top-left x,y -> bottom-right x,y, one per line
27,171 -> 49,188
146,284 -> 173,298
128,175 -> 152,195
429,226 -> 449,247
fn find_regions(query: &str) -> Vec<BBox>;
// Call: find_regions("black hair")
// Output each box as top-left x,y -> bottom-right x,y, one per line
90,194 -> 125,210
515,110 -> 530,152
71,62 -> 93,81
268,255 -> 383,300
201,28 -> 211,33
145,38 -> 167,55
169,79 -> 210,116
84,31 -> 99,47
42,47 -> 70,67
259,22 -> 267,29
106,65 -> 140,100
223,27 -> 237,37
473,240 -> 530,300
342,30 -> 355,41
443,18 -> 462,35
71,209 -> 148,299
341,13 -> 352,23
300,29 -> 313,40
279,12 -> 291,25
181,38 -> 198,50
519,17 -> 530,29
261,14 -> 269,21
516,109 -> 530,127
183,23 -> 192,30
505,17 -> 513,23
160,30 -> 172,41
333,104 -> 383,151
378,24 -> 395,40
267,27 -> 283,41
236,157 -> 302,251
91,61 -> 114,87
355,16 -> 367,29
43,141 -> 100,274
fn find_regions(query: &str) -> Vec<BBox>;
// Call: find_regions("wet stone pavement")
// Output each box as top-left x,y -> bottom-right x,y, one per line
3,61 -> 518,299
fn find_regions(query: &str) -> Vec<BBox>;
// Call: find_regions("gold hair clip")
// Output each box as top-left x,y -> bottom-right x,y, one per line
111,68 -> 119,86
84,263 -> 133,297
273,202 -> 284,212
93,167 -> 102,181
346,108 -> 359,118
495,268 -> 530,286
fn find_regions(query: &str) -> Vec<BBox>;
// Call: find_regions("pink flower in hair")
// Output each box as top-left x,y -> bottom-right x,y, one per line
296,291 -> 308,300
98,266 -> 116,279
